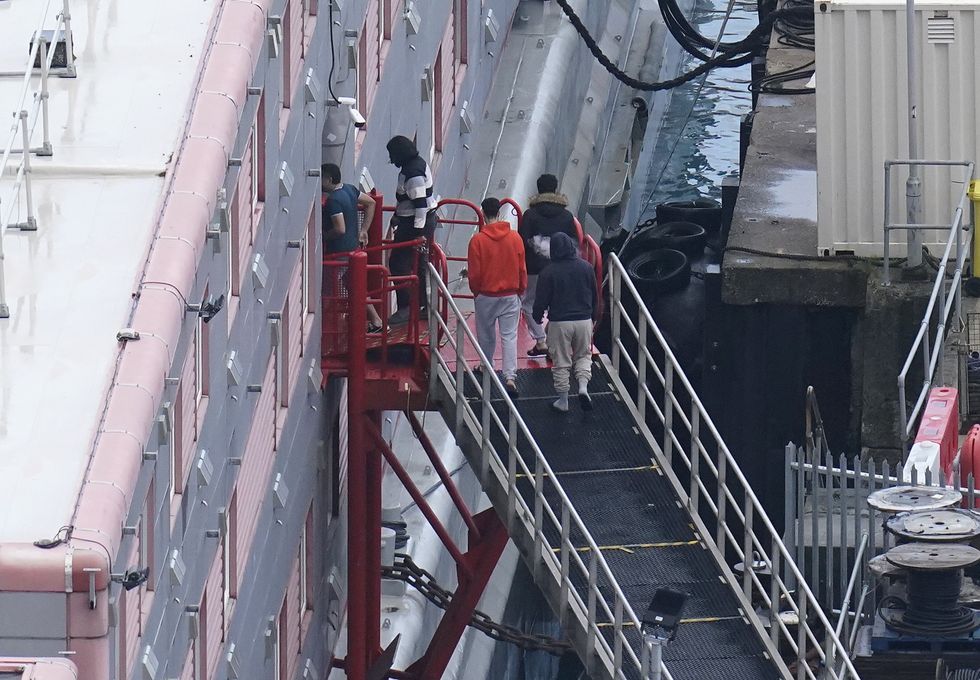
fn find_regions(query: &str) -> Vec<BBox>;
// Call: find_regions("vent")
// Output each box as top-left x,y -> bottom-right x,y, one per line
927,15 -> 955,44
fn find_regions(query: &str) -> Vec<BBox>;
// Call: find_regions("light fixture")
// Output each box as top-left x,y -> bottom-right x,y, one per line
187,293 -> 225,323
484,9 -> 500,43
641,588 -> 687,680
459,100 -> 473,134
304,68 -> 321,104
226,350 -> 243,387
266,17 -> 283,58
251,253 -> 270,289
404,1 -> 421,35
196,449 -> 214,488
279,161 -> 294,197
168,550 -> 186,587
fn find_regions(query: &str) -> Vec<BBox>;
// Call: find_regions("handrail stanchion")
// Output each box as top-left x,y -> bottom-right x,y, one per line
559,503 -> 571,623
638,316 -> 647,422
664,362 -> 674,459
17,111 -> 37,232
689,406 -> 700,515
61,0 -> 77,78
611,265 -> 621,370
38,40 -> 52,156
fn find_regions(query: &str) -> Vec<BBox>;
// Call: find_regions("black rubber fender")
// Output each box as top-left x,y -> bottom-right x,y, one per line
626,248 -> 691,296
656,198 -> 723,234
644,221 -> 706,258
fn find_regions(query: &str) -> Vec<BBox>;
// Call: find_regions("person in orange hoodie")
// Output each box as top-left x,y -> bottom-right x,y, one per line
467,197 -> 527,397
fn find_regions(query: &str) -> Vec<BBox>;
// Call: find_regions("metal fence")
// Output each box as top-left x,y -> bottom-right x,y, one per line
882,159 -> 975,450
0,0 -> 75,318
606,254 -> 860,680
783,443 -> 980,659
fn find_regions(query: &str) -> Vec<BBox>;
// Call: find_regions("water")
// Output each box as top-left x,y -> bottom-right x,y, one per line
635,0 -> 756,222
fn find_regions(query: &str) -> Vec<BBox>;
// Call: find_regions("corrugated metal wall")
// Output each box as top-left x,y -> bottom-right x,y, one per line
815,3 -> 979,256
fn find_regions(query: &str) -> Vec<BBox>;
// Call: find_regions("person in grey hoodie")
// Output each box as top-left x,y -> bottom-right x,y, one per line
532,232 -> 598,412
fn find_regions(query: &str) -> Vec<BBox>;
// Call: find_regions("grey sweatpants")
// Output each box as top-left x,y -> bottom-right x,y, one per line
521,274 -> 547,342
474,294 -> 521,380
546,319 -> 592,393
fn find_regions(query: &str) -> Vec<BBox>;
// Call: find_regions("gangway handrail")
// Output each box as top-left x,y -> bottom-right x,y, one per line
0,0 -> 74,318
881,159 -> 975,449
426,264 -> 673,680
607,253 -> 861,680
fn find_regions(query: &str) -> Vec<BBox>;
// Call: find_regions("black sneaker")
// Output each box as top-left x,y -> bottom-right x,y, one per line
389,307 -> 411,326
527,345 -> 549,358
578,391 -> 593,411
505,379 -> 519,397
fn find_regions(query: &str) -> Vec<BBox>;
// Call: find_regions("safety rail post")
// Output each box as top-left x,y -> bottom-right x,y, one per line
345,251 -> 369,680
532,450 -> 545,578
16,111 -> 37,231
638,316 -> 648,422
454,322 -> 466,436
742,497 -> 753,599
61,0 -> 76,77
506,416 -> 518,529
38,40 -> 52,156
559,503 -> 571,624
480,368 -> 492,482
585,550 -> 598,673
689,407 -> 700,515
611,265 -> 621,370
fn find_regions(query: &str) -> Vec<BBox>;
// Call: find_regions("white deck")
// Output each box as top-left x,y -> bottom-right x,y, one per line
0,0 -> 215,542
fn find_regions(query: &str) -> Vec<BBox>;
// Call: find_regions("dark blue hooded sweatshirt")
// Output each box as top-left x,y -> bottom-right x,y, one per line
532,232 -> 597,323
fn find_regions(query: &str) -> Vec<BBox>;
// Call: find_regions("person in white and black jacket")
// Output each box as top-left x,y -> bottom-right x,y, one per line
386,135 -> 439,325
519,174 -> 579,357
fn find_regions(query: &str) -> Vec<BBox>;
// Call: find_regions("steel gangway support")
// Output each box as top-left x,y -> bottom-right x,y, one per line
420,255 -> 862,680
328,195 -> 859,680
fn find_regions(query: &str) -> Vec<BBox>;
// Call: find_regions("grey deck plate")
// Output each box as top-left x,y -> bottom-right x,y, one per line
498,359 -> 783,678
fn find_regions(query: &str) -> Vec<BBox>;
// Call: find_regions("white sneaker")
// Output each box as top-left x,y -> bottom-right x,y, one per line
551,394 -> 569,412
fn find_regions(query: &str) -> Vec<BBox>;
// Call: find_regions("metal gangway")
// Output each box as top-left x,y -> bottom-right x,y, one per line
420,253 -> 861,679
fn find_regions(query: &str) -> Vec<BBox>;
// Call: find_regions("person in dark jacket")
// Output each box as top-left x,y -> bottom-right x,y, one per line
519,174 -> 579,357
386,135 -> 438,325
532,232 -> 598,412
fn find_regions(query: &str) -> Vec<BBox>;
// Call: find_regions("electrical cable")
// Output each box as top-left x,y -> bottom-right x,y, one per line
552,0 -> 810,91
326,0 -> 340,104
750,60 -> 815,95
878,569 -> 980,636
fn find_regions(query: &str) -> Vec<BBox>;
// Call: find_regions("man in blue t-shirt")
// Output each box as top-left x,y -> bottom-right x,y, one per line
321,163 -> 383,330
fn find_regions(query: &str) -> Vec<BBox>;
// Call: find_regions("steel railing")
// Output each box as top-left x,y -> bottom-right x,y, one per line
828,533 -> 870,673
606,254 -> 861,680
0,0 -> 75,318
426,264 -> 673,680
882,160 -> 975,449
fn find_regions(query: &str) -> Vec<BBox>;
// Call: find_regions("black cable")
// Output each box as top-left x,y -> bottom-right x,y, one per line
750,60 -> 815,95
879,569 -> 979,636
552,0 -> 810,92
326,0 -> 340,104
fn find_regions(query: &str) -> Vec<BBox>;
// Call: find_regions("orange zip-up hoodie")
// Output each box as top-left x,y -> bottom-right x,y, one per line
467,220 -> 528,297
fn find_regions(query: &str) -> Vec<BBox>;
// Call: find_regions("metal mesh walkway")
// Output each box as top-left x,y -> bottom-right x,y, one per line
489,360 -> 782,680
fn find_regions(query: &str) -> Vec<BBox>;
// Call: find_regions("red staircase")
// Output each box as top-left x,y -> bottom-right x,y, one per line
320,193 -> 604,680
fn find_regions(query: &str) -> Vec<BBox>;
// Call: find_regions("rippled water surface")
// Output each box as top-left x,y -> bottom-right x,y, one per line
636,0 -> 756,221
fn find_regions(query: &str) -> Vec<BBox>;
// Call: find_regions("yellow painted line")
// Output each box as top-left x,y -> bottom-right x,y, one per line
554,539 -> 700,555
516,464 -> 658,480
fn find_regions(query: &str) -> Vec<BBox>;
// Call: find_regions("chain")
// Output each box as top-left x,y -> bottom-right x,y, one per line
382,553 -> 574,656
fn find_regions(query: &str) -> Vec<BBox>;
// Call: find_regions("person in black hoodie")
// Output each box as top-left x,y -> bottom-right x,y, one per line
519,174 -> 579,357
532,232 -> 597,412
386,135 -> 438,325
